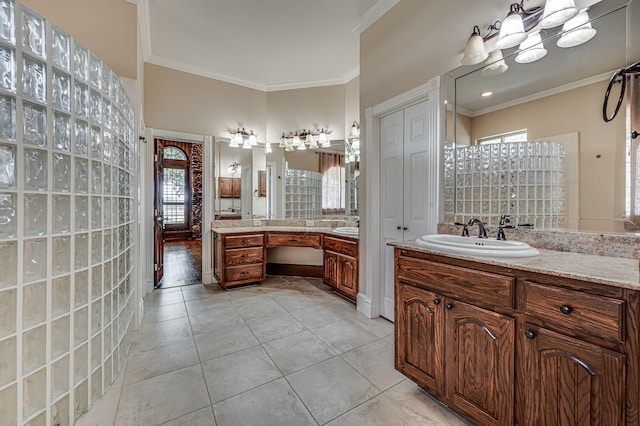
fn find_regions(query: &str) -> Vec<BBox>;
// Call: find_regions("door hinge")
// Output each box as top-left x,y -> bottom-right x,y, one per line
154,263 -> 158,272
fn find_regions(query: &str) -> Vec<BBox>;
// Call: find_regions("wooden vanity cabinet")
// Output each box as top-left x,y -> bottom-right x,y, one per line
213,232 -> 265,288
394,247 -> 639,426
218,177 -> 241,198
323,235 -> 359,300
395,255 -> 515,426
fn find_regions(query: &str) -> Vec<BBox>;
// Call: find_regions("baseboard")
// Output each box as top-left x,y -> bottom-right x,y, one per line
202,271 -> 213,285
356,292 -> 373,318
266,263 -> 323,278
145,279 -> 154,295
383,295 -> 395,322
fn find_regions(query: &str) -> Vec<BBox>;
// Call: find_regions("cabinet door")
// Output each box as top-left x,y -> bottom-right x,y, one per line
323,251 -> 339,289
445,300 -> 514,426
337,254 -> 358,300
520,324 -> 625,426
395,283 -> 444,393
218,177 -> 232,198
213,233 -> 223,282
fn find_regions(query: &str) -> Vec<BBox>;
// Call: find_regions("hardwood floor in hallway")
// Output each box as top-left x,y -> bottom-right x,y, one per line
159,239 -> 202,288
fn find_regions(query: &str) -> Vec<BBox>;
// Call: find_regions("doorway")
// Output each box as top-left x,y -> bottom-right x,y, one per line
154,138 -> 204,288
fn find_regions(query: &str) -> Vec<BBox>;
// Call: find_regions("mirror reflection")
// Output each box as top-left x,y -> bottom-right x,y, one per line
446,1 -> 634,233
215,137 -> 360,220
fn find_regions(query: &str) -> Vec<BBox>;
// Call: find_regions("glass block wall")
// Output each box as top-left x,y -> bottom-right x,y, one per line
444,141 -> 566,229
0,2 -> 137,425
284,169 -> 322,219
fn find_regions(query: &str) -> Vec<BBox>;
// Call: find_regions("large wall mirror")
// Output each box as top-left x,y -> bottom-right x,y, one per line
215,137 -> 359,220
445,0 -> 637,233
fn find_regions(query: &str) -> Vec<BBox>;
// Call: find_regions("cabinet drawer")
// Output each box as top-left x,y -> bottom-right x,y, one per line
324,236 -> 358,257
267,233 -> 322,248
225,264 -> 264,282
523,281 -> 624,342
225,234 -> 264,248
397,255 -> 514,310
225,246 -> 264,266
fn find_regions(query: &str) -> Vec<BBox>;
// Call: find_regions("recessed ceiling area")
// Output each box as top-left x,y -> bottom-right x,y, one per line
140,0 -> 394,91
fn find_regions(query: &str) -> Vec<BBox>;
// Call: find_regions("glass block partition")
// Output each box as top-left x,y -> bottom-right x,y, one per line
0,2 -> 137,425
284,169 -> 322,219
444,141 -> 566,229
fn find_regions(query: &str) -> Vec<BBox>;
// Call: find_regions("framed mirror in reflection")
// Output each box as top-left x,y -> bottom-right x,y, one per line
445,0 -> 638,233
215,138 -> 359,221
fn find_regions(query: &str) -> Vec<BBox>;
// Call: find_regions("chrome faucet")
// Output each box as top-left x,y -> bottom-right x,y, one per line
496,215 -> 513,241
467,218 -> 488,238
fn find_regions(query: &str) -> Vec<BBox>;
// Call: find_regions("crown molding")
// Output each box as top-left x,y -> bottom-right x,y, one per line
352,0 -> 401,34
469,71 -> 612,117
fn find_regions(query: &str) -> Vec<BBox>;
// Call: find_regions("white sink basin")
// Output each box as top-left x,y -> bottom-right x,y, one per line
415,234 -> 539,258
333,227 -> 359,236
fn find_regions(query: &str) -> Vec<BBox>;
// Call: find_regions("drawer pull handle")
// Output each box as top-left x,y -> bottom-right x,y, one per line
241,254 -> 249,258
559,305 -> 572,315
433,298 -> 440,305
241,239 -> 251,243
240,271 -> 249,275
445,303 -> 453,310
525,330 -> 536,339
288,239 -> 298,242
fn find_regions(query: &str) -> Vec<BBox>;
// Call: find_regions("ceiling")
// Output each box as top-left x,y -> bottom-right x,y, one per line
134,0 -> 626,95
138,0 -> 396,92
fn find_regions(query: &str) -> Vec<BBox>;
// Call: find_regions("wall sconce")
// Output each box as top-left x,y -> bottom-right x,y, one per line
280,128 -> 332,151
229,127 -> 258,149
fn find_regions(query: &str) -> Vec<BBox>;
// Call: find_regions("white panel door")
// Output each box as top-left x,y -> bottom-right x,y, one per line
380,100 -> 433,321
403,100 -> 431,242
380,109 -> 405,321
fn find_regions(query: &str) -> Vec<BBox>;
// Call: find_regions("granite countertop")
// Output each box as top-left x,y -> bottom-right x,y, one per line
390,241 -> 639,290
212,226 -> 360,239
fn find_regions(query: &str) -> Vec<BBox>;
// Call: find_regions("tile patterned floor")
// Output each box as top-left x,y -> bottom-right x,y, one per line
76,276 -> 470,426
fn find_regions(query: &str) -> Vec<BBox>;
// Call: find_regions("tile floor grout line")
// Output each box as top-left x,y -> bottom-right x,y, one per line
182,285 -> 221,426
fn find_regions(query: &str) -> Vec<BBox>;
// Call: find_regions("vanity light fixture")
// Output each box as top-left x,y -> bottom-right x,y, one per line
515,30 -> 547,63
495,4 -> 527,49
228,161 -> 241,174
482,49 -> 509,76
539,0 -> 578,29
229,127 -> 259,150
281,128 -> 332,151
556,9 -> 596,48
461,26 -> 489,66
461,1 -> 596,76
345,121 -> 361,163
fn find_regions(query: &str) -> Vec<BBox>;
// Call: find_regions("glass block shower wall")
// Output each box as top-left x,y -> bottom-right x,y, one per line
284,169 -> 322,220
444,141 -> 566,229
0,2 -> 137,425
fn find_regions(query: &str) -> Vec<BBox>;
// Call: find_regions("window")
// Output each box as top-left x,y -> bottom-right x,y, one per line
163,167 -> 186,224
320,152 -> 345,214
477,129 -> 528,145
162,146 -> 189,227
163,146 -> 187,160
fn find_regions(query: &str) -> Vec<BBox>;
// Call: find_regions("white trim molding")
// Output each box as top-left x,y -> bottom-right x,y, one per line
352,0 -> 401,34
358,75 -> 442,320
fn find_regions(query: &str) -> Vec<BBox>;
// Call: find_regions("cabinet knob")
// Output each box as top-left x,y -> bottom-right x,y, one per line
559,305 -> 572,315
397,226 -> 402,230
433,298 -> 440,305
403,227 -> 408,231
445,303 -> 453,310
524,330 -> 536,339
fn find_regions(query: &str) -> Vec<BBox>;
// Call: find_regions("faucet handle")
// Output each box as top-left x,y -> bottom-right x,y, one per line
499,215 -> 511,226
454,222 -> 469,237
